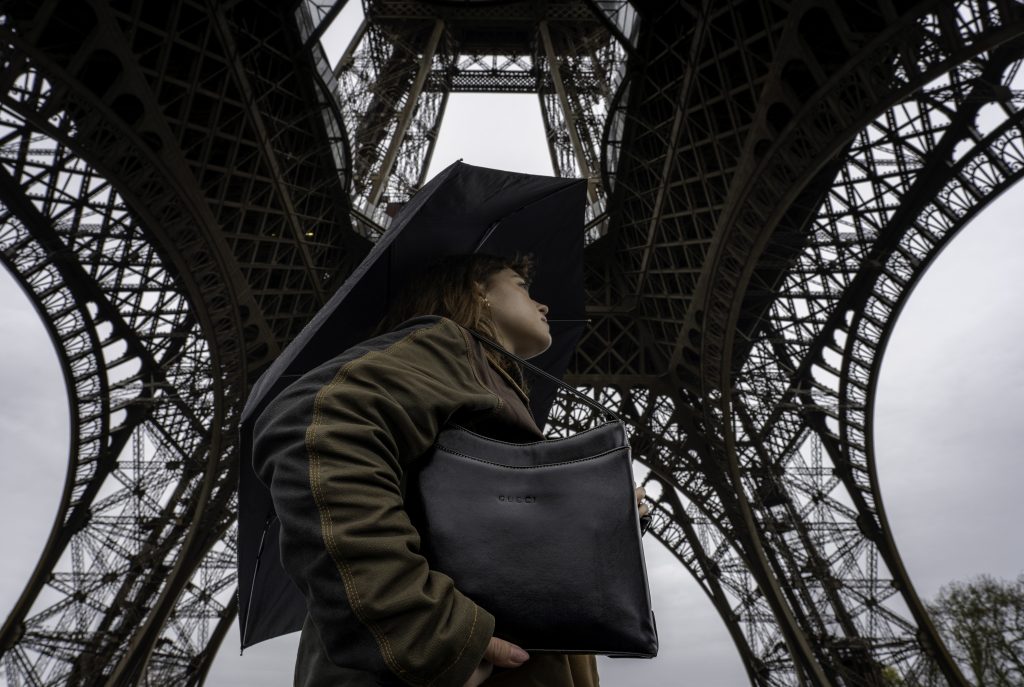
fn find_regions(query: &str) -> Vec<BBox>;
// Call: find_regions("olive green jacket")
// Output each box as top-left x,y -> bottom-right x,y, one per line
253,316 -> 599,687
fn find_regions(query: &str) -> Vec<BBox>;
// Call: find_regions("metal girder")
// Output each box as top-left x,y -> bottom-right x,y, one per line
597,0 -> 1024,683
696,3 -> 1021,685
365,18 -> 444,207
337,10 -> 451,223
208,2 -> 327,305
702,6 -> 1024,681
0,98 -> 225,683
539,21 -> 597,190
0,0 -> 353,682
337,0 -> 620,232
686,0 -> 1024,398
729,42 -> 1024,685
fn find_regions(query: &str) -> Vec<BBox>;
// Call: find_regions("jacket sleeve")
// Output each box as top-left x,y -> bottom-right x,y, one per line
253,320 -> 501,686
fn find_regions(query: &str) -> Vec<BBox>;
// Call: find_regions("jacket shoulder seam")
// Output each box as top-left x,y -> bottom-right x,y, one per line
304,322 -> 445,683
454,323 -> 505,415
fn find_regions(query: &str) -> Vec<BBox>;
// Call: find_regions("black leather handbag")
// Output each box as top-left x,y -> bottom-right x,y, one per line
406,332 -> 658,657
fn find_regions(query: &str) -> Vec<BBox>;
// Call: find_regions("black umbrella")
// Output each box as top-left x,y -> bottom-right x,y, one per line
238,161 -> 589,650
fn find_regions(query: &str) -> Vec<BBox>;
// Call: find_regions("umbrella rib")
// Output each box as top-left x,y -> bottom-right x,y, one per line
474,178 -> 589,253
473,220 -> 501,252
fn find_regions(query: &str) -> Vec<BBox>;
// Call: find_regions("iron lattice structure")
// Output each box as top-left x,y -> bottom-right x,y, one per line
0,0 -> 1022,684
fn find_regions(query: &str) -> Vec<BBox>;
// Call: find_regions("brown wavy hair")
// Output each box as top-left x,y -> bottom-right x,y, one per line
376,253 -> 534,382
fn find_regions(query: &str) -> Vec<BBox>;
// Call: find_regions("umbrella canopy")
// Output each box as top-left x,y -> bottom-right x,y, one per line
238,161 -> 589,649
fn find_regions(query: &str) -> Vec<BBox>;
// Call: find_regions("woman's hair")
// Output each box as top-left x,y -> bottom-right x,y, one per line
376,252 -> 535,381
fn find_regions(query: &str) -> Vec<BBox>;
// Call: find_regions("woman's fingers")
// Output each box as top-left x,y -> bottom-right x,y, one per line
465,638 -> 525,687
483,636 -> 529,668
634,484 -> 650,517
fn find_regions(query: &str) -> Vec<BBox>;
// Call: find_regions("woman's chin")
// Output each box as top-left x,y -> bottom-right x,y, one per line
524,334 -> 553,359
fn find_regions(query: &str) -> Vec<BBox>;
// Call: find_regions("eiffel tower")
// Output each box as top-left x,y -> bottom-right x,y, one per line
1,0 -> 1022,684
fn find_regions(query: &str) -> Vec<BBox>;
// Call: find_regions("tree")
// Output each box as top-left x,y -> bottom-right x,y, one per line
926,574 -> 1024,686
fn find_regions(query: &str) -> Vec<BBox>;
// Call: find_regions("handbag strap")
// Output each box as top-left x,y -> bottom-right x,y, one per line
467,329 -> 622,424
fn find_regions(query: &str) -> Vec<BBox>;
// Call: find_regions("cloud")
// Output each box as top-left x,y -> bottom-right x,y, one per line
0,269 -> 68,619
873,188 -> 1024,598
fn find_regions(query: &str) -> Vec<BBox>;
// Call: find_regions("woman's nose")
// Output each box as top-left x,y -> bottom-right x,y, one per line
537,302 -> 549,314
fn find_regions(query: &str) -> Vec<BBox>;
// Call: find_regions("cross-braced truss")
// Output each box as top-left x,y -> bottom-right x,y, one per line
0,65 -> 239,685
1,0 -> 1023,684
335,0 -> 625,237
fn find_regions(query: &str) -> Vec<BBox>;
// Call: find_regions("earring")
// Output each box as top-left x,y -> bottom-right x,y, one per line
481,297 -> 491,309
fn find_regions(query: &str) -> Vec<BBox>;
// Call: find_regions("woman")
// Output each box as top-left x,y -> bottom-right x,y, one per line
252,253 -> 646,687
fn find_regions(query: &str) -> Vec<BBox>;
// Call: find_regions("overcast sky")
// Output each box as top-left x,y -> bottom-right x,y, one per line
2,6 -> 1023,686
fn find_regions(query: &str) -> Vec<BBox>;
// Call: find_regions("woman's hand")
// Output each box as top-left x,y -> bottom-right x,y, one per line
462,637 -> 529,687
635,483 -> 649,517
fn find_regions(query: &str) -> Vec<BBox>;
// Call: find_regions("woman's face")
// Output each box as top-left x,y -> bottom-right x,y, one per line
480,268 -> 551,359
